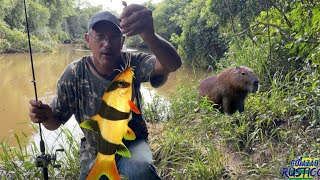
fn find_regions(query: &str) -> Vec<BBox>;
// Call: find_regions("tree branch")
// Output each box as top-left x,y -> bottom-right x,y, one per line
267,0 -> 293,28
235,22 -> 289,36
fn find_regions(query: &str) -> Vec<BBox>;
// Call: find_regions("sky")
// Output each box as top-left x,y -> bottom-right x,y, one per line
88,0 -> 162,14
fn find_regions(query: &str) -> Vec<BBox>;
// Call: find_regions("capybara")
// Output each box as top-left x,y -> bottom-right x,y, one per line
198,66 -> 259,114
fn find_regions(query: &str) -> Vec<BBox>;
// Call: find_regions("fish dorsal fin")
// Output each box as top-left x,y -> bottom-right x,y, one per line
80,119 -> 99,133
116,143 -> 131,158
123,126 -> 136,140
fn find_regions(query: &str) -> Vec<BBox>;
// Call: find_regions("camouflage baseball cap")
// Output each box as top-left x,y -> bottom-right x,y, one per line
87,11 -> 121,31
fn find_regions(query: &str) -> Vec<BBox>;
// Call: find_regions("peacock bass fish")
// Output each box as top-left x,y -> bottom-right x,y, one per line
80,67 -> 140,180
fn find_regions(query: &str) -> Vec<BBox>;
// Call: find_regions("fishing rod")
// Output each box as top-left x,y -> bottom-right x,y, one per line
23,0 -> 64,179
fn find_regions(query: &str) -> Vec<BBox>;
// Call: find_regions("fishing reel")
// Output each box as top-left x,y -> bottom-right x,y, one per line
35,148 -> 65,169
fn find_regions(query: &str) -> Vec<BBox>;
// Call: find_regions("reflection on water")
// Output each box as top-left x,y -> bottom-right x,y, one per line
0,44 -> 206,148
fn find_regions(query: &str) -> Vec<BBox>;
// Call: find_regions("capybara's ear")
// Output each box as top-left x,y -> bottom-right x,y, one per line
236,66 -> 240,70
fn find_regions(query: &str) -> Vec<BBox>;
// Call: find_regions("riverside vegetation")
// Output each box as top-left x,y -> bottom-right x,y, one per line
1,0 -> 319,179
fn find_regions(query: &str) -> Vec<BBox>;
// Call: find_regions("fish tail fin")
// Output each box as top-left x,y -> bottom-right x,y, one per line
86,153 -> 120,180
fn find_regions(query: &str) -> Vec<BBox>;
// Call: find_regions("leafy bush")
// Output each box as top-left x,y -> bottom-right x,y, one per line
0,21 -> 53,53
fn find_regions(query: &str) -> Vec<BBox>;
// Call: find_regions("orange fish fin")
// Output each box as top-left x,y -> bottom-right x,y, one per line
116,142 -> 131,158
128,100 -> 140,114
123,126 -> 136,141
87,154 -> 120,180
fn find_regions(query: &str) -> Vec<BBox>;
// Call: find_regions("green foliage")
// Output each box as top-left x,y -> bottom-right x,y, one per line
27,1 -> 50,33
210,0 -> 267,32
250,1 -> 320,76
0,0 -> 100,52
4,0 -> 25,30
0,124 -> 80,179
65,5 -> 102,40
47,0 -> 76,31
0,0 -> 14,21
170,0 -> 228,68
0,21 -> 52,53
151,0 -> 189,43
0,39 -> 10,53
0,0 -> 79,52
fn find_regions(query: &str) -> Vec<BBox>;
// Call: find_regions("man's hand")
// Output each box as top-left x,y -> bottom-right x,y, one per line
29,100 -> 61,130
120,4 -> 155,38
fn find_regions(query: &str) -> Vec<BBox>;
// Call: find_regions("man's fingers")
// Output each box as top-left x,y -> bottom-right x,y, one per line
29,112 -> 47,123
120,4 -> 146,19
29,106 -> 48,115
120,8 -> 151,28
121,16 -> 153,36
29,100 -> 43,108
29,100 -> 50,124
122,20 -> 142,36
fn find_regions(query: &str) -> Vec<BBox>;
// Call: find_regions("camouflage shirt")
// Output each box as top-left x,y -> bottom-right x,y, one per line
50,51 -> 159,177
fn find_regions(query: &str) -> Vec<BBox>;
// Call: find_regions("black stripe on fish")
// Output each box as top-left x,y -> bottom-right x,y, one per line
98,101 -> 130,120
97,136 -> 131,157
106,80 -> 131,92
97,136 -> 118,155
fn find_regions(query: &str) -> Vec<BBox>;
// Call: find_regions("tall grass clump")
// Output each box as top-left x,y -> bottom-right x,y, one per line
0,124 -> 80,179
155,85 -> 229,179
142,92 -> 171,123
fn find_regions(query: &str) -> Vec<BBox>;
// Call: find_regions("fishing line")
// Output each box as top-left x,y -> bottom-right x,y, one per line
23,0 -> 48,179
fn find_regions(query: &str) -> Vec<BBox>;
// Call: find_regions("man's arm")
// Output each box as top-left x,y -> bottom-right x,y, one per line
141,33 -> 181,75
120,4 -> 182,77
29,63 -> 75,131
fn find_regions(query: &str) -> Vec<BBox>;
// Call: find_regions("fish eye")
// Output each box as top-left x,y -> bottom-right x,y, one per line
118,81 -> 124,88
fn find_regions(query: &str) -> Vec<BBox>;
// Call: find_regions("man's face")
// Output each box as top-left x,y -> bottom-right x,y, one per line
85,21 -> 123,68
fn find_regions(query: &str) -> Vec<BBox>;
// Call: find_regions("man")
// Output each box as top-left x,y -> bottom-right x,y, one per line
29,4 -> 181,180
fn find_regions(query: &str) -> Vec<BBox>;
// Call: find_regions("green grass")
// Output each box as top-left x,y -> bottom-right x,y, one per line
151,85 -> 228,179
0,124 -> 80,179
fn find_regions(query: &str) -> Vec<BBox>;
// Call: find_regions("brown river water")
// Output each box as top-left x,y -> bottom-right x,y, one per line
0,44 -> 206,149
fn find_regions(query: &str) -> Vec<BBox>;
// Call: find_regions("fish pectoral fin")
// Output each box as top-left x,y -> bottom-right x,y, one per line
123,126 -> 136,141
128,100 -> 141,114
79,119 -> 98,133
116,143 -> 131,158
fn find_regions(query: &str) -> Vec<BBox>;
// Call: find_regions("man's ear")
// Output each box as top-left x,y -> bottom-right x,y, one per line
84,33 -> 90,49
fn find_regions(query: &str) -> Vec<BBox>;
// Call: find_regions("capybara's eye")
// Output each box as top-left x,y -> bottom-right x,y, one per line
241,72 -> 246,75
